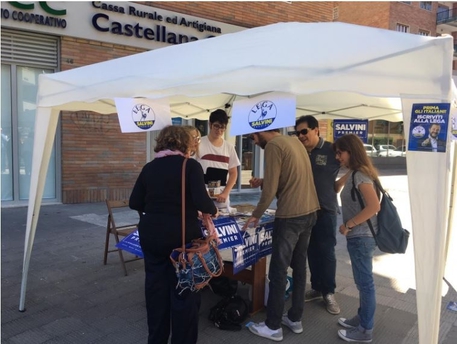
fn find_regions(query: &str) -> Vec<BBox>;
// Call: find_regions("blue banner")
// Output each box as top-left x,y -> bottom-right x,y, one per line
408,103 -> 450,153
232,214 -> 275,274
115,229 -> 143,258
333,119 -> 369,143
172,117 -> 183,125
201,217 -> 244,250
257,221 -> 274,259
115,214 -> 274,271
232,229 -> 259,274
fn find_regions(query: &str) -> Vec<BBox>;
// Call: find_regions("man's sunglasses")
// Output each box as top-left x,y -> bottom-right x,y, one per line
295,128 -> 310,136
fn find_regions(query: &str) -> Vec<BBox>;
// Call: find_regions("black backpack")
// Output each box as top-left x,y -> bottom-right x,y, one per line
208,295 -> 249,331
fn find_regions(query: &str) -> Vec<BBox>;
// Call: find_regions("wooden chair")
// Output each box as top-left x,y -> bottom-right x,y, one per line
104,199 -> 142,276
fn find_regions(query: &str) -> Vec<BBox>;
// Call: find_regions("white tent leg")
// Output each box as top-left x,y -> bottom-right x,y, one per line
444,140 -> 457,289
401,99 -> 451,344
19,108 -> 60,311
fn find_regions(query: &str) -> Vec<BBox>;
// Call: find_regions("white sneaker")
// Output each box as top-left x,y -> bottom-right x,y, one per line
281,314 -> 303,334
248,322 -> 283,341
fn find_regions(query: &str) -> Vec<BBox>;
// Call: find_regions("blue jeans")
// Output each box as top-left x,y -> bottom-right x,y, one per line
265,212 -> 317,330
307,210 -> 337,295
347,237 -> 377,331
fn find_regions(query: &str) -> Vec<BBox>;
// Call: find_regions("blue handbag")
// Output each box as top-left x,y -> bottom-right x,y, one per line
170,159 -> 223,293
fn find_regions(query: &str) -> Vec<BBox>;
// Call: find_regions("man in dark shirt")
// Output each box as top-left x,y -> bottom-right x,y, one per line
295,115 -> 341,315
418,123 -> 446,152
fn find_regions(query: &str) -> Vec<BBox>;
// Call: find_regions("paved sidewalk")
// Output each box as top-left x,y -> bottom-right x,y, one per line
2,172 -> 457,343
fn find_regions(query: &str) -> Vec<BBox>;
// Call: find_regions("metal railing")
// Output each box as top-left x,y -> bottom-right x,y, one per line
437,8 -> 457,24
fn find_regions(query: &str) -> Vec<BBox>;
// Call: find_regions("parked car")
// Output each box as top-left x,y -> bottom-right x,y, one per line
375,144 -> 397,157
378,145 -> 406,157
363,144 -> 378,157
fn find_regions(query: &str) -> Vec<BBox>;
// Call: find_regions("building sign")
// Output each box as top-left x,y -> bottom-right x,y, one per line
333,119 -> 369,143
0,1 -> 244,50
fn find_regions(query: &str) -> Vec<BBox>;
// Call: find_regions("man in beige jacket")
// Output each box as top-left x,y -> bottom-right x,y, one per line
244,129 -> 319,341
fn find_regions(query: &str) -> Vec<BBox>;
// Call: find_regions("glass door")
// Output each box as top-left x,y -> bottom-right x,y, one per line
236,134 -> 259,190
1,64 -> 58,203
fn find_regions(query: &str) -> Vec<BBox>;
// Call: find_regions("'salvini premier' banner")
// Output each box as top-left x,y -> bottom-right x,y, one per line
333,119 -> 369,143
116,215 -> 274,271
115,97 -> 171,133
230,92 -> 296,136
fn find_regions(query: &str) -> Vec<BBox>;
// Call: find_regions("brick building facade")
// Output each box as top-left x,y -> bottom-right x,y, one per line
59,2 -> 333,204
1,1 -> 334,205
1,1 -> 453,205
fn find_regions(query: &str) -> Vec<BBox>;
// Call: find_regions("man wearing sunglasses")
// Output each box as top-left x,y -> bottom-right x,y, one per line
295,115 -> 342,315
196,109 -> 240,208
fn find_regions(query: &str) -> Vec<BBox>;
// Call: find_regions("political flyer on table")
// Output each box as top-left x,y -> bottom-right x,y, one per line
256,221 -> 274,259
231,214 -> 275,274
201,216 -> 243,250
115,229 -> 144,258
232,228 -> 259,274
408,103 -> 450,153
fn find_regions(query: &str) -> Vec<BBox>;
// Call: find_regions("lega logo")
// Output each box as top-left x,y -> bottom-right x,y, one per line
132,104 -> 155,130
248,100 -> 277,130
412,125 -> 425,138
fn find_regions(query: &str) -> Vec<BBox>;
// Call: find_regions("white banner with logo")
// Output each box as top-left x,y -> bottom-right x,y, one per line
230,92 -> 296,136
115,97 -> 171,133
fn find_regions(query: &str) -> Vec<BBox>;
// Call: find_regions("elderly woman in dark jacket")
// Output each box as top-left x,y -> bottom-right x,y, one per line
129,125 -> 217,344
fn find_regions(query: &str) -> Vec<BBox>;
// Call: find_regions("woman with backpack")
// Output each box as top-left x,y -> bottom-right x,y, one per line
333,134 -> 381,343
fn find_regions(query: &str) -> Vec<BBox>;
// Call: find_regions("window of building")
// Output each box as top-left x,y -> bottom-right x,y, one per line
420,2 -> 432,11
400,1 -> 411,4
418,29 -> 430,36
1,30 -> 59,204
396,23 -> 410,33
437,6 -> 449,22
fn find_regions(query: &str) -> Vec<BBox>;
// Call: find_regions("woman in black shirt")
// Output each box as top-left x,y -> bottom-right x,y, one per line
130,125 -> 217,344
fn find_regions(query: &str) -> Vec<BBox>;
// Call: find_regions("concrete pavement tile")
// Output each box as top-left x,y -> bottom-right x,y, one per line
113,304 -> 147,324
2,306 -> 70,340
442,322 -> 457,344
41,327 -> 109,344
90,322 -> 147,344
41,317 -> 87,336
8,327 -> 52,344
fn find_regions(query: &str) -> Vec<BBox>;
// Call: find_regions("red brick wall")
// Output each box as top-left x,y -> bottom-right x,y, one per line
336,1 -> 438,35
389,2 -> 438,35
336,2 -> 391,29
142,2 -> 334,26
59,2 -> 333,204
60,38 -> 147,203
61,110 -> 146,204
